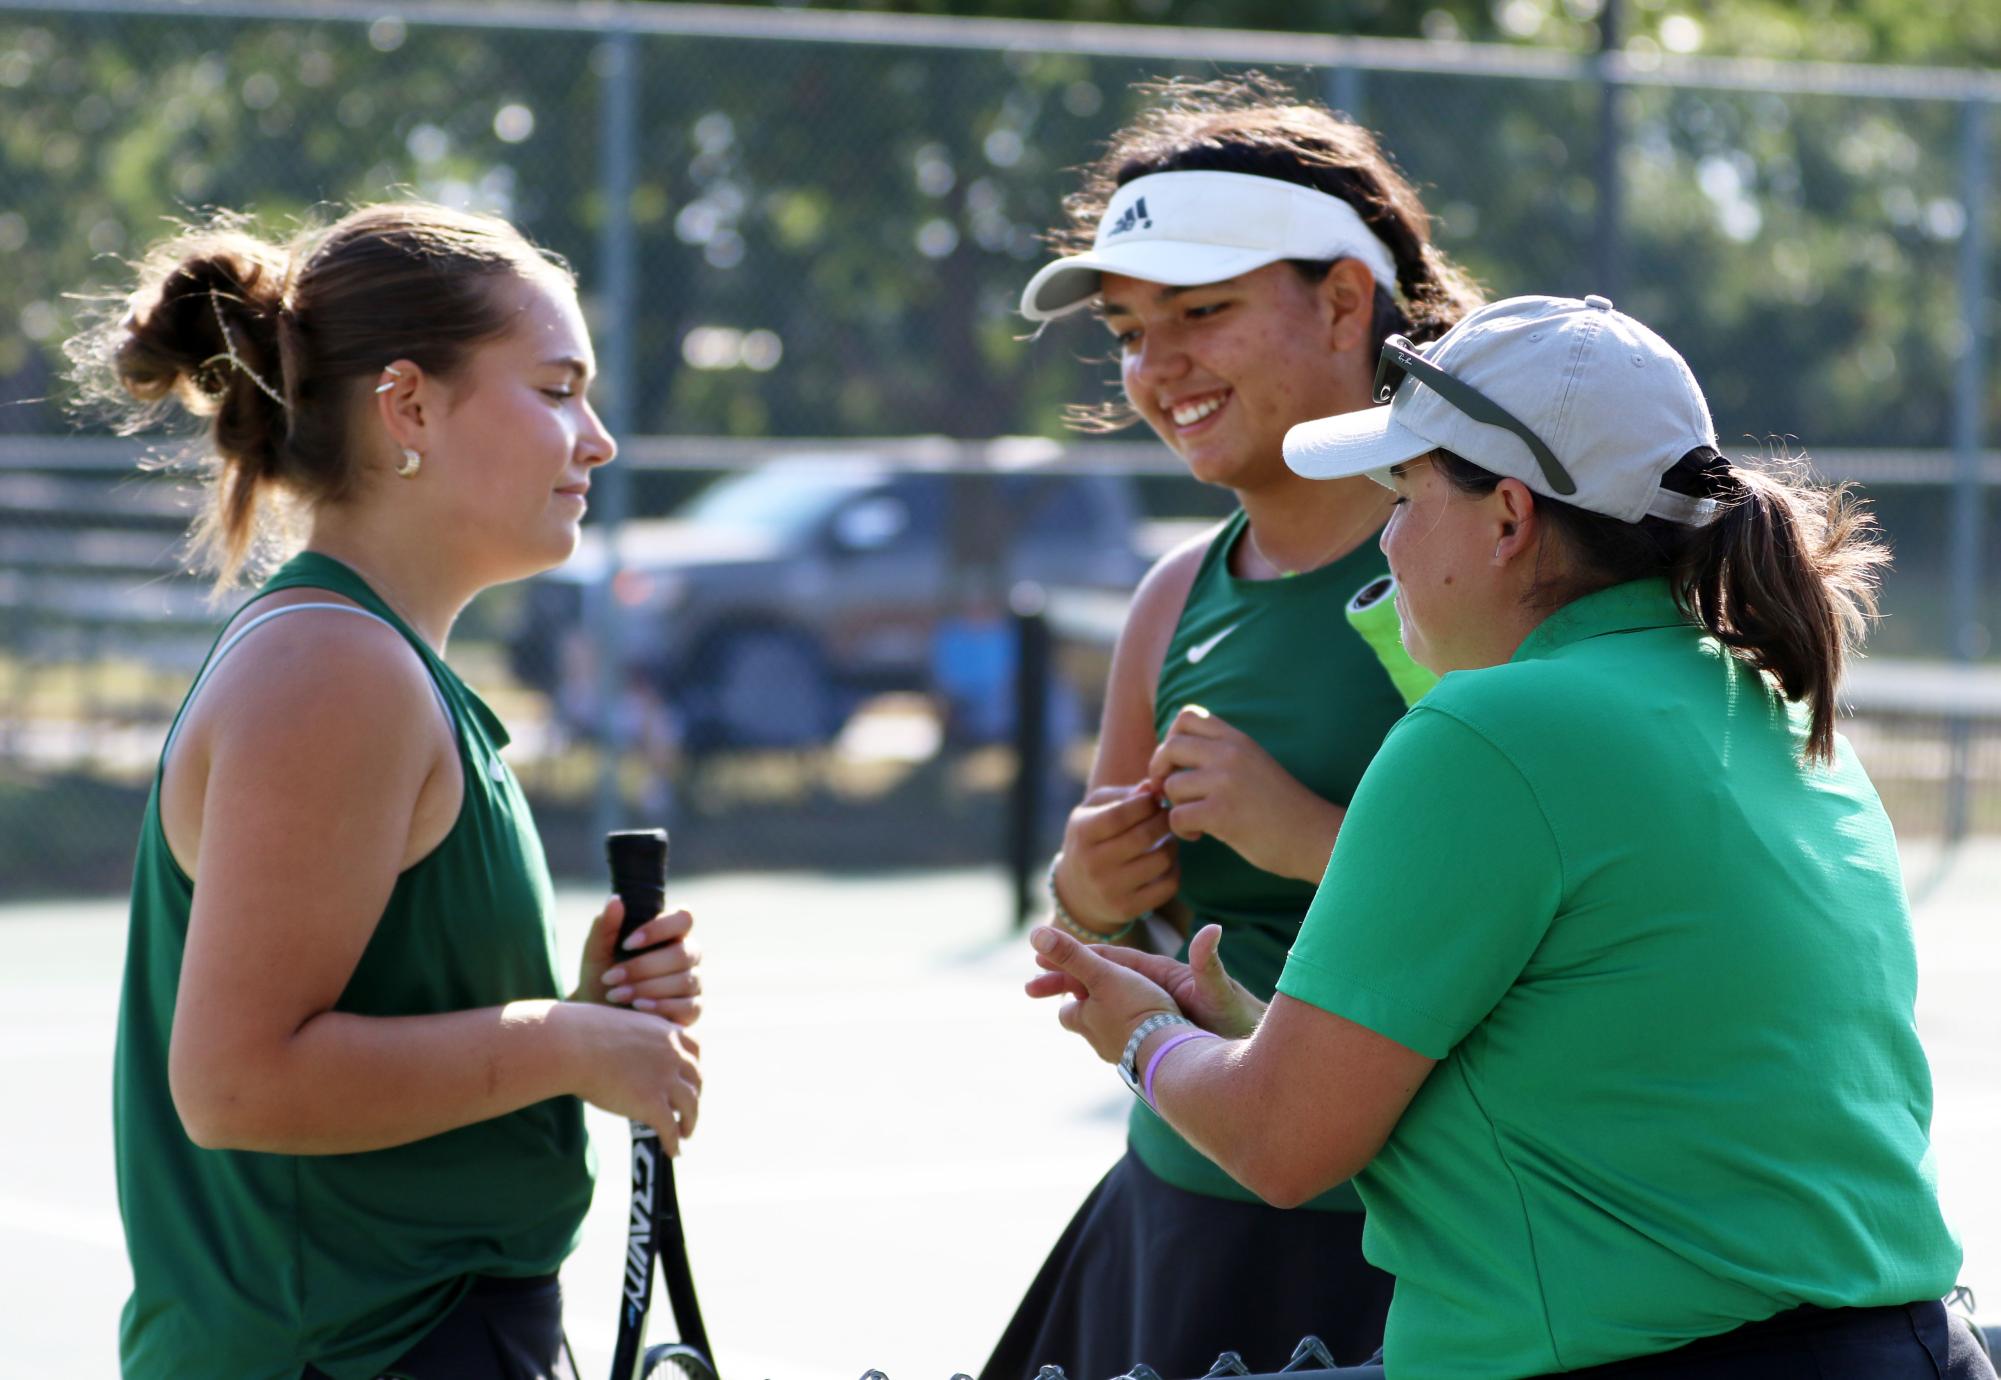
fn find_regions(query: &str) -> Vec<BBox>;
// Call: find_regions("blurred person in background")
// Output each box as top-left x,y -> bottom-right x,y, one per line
73,203 -> 703,1380
1030,294 -> 1994,1379
982,75 -> 1483,1379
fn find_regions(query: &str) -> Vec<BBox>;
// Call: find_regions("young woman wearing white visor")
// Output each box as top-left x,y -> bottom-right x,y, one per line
983,78 -> 1481,1379
1027,293 -> 1994,1378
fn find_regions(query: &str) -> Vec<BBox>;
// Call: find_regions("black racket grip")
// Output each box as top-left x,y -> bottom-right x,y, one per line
606,829 -> 669,951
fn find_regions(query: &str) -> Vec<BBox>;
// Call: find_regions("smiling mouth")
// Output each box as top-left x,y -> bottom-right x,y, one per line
1168,391 -> 1230,428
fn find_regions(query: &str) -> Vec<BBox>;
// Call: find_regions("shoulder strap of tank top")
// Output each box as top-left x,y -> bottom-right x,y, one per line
1198,509 -> 1249,584
1173,509 -> 1249,620
162,602 -> 455,762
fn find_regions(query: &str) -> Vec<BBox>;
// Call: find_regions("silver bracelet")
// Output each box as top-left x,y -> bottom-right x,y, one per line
1047,855 -> 1138,944
1118,1011 -> 1192,1098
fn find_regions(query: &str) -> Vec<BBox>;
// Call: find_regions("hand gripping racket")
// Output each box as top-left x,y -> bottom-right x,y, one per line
605,829 -> 717,1380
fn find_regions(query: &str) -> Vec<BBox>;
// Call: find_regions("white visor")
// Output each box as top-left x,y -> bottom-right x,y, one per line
1020,170 -> 1402,322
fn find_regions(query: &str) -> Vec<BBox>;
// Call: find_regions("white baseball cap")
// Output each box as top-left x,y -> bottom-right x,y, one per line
1019,169 -> 1401,322
1284,294 -> 1723,526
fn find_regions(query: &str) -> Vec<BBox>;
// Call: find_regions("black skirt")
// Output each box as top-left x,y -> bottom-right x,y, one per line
1546,1299 -> 1998,1379
301,1274 -> 575,1380
979,1150 -> 1393,1380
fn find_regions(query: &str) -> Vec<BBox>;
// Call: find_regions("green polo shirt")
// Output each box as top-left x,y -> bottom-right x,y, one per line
1277,579 -> 1961,1378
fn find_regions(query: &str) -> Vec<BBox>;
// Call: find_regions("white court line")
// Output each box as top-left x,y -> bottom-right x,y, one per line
691,1154 -> 1109,1208
0,1195 -> 124,1249
0,1029 -> 113,1061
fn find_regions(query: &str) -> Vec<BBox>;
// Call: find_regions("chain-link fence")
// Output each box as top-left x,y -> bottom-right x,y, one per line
0,0 -> 1994,897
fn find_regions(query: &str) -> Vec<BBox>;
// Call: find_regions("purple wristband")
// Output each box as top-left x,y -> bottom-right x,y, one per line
1143,1028 -> 1219,1109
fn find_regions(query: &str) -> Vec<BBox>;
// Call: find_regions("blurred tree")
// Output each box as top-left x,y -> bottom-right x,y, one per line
0,2 -> 1991,459
753,0 -> 2001,67
0,13 -> 604,430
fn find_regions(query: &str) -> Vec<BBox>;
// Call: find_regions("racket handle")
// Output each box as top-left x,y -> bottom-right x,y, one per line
606,829 -> 669,950
1346,575 -> 1440,708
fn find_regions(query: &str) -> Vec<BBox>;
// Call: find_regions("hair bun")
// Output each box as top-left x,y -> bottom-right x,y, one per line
119,232 -> 288,404
112,229 -> 295,492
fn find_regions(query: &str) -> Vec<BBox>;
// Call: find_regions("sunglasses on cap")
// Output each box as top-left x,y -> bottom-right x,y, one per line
1373,334 -> 1578,498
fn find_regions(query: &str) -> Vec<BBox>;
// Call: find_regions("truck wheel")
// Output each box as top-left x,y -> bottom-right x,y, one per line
696,628 -> 839,749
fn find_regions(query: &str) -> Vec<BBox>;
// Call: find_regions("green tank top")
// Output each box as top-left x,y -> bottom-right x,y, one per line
114,552 -> 593,1380
1130,510 -> 1409,1210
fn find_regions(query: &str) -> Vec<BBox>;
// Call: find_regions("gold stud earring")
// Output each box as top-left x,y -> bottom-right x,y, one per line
397,448 -> 422,478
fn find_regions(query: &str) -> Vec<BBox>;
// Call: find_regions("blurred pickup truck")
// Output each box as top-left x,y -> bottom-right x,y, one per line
506,458 -> 1152,750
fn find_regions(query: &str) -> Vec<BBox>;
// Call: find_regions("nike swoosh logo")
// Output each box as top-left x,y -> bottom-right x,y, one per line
1185,620 -> 1245,665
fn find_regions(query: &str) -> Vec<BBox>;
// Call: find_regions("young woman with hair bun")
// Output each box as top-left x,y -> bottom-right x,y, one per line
1032,293 -> 1993,1378
985,75 -> 1482,1378
76,204 -> 703,1380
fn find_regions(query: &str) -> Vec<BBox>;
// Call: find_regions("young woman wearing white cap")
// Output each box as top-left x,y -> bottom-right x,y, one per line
1027,293 -> 1992,1377
983,77 -> 1482,1379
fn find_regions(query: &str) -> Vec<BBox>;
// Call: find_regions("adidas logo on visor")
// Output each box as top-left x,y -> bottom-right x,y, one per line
1105,197 -> 1152,237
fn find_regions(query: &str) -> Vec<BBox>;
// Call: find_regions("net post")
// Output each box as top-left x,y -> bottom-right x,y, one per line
1008,581 -> 1052,931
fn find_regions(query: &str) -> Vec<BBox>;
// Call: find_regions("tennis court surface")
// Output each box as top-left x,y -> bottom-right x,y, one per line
3,850 -> 1994,1379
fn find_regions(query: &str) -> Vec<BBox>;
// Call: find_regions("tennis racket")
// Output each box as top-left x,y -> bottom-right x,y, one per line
605,829 -> 717,1380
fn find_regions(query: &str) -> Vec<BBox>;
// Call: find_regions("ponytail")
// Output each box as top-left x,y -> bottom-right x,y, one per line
1679,458 -> 1885,764
1433,446 -> 1888,764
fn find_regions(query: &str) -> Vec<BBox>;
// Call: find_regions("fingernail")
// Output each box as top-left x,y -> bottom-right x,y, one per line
602,966 -> 627,986
1030,927 -> 1056,953
621,929 -> 646,950
633,997 -> 657,1012
608,985 -> 633,1003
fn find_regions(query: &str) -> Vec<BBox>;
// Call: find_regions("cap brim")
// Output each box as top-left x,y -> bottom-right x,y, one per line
1021,242 -> 1283,320
1283,406 -> 1436,485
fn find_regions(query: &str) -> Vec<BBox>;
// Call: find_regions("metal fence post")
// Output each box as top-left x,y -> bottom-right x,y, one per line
1945,95 -> 1991,843
591,25 -> 639,841
1325,65 -> 1366,123
1593,0 -> 1625,300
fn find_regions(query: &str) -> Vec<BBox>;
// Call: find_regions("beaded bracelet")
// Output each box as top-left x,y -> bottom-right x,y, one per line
1046,855 -> 1139,944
